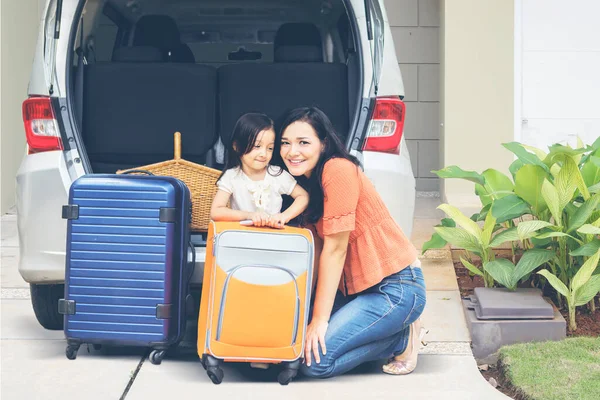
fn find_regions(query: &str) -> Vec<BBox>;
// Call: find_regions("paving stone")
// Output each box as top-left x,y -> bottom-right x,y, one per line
1,246 -> 27,289
126,354 -> 508,399
421,291 -> 471,342
421,258 -> 459,291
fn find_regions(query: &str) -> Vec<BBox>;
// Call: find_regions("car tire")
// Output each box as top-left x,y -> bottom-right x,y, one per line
30,283 -> 64,330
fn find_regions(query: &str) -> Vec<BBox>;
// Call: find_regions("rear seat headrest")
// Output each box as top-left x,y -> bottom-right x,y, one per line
133,15 -> 181,50
132,15 -> 195,63
112,46 -> 163,62
274,23 -> 322,62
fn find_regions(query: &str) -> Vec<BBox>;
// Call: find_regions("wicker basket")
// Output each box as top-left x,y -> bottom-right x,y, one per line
118,132 -> 221,232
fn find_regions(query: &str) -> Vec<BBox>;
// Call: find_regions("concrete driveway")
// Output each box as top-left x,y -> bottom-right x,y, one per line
0,200 -> 509,399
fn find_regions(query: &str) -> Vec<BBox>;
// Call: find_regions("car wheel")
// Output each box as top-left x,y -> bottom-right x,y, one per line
30,283 -> 64,330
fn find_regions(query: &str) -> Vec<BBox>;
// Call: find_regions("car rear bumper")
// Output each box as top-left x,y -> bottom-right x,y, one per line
17,151 -> 72,283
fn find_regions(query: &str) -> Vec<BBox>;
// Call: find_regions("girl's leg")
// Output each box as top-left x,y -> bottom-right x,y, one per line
301,266 -> 426,379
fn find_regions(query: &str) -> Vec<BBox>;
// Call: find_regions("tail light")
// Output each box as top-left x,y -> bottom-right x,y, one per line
22,96 -> 63,154
363,97 -> 406,155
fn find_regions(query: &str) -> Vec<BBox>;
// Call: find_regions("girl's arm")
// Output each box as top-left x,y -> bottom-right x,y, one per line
280,184 -> 309,223
210,190 -> 252,221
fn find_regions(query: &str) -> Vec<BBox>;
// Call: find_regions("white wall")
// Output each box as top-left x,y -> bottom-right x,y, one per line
1,0 -> 47,214
519,0 -> 600,149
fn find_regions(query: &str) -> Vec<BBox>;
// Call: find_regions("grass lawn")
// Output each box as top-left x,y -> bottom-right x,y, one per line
498,337 -> 600,400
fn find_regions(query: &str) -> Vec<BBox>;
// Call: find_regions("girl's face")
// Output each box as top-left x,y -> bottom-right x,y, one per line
280,121 -> 323,178
239,128 -> 275,175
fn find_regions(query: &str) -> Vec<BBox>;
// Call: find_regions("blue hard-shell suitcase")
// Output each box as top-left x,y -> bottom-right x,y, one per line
58,174 -> 193,364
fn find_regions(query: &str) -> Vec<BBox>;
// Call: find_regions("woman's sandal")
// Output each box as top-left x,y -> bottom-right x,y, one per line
382,319 -> 428,375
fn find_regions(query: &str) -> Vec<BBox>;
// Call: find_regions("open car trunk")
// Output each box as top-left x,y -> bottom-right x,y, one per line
72,0 -> 364,174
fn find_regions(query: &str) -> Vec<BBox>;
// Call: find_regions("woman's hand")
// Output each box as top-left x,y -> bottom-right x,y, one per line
304,317 -> 328,367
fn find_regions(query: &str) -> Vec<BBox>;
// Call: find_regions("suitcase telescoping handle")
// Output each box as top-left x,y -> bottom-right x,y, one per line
216,264 -> 301,346
120,169 -> 155,176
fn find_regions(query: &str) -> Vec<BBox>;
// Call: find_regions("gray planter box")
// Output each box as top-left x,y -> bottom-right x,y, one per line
463,288 -> 566,363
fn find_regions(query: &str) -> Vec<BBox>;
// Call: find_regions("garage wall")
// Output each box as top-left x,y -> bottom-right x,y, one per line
441,0 -> 514,209
387,0 -> 441,192
1,0 -> 47,214
519,0 -> 600,150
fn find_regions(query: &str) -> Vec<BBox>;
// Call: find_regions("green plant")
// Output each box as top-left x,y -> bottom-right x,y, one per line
425,137 -> 600,330
538,248 -> 600,331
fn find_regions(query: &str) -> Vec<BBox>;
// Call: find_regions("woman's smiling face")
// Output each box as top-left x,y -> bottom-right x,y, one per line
280,121 -> 323,178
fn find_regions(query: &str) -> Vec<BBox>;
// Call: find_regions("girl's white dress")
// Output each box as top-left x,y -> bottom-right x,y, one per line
216,166 -> 297,215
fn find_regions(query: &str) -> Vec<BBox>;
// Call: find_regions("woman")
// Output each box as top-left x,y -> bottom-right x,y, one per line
273,107 -> 427,379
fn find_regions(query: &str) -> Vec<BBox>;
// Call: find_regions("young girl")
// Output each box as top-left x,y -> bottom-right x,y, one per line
210,113 -> 309,227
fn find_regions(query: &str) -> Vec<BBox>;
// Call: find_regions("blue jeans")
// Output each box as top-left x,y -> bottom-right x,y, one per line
300,264 -> 427,379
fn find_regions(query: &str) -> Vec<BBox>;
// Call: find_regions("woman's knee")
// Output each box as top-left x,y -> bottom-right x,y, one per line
300,360 -> 335,379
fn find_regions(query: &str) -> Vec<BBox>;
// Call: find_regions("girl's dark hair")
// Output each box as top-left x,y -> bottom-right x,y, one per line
274,107 -> 360,224
218,113 -> 275,182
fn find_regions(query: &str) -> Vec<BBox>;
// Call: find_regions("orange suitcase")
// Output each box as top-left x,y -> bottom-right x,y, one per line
198,221 -> 314,385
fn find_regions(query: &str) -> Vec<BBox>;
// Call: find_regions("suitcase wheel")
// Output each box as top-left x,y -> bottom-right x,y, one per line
65,344 -> 79,360
277,360 -> 301,385
149,350 -> 166,365
207,366 -> 224,385
203,354 -> 224,384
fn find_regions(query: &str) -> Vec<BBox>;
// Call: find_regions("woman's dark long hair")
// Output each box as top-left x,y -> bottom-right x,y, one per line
274,107 -> 360,224
218,113 -> 275,182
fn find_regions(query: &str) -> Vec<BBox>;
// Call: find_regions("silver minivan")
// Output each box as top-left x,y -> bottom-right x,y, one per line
18,0 -> 416,330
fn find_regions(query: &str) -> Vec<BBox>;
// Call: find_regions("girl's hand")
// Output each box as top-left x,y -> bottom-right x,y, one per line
304,317 -> 328,367
267,213 -> 287,229
249,211 -> 270,227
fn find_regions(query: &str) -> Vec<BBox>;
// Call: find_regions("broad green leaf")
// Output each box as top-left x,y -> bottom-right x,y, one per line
591,136 -> 600,151
517,220 -> 554,240
421,218 -> 458,254
570,239 -> 600,257
577,224 -> 600,235
546,144 -> 588,167
567,193 -> 600,233
434,227 -> 481,253
535,231 -> 581,244
484,259 -> 516,289
509,159 -> 524,181
472,204 -> 491,222
482,169 -> 514,200
490,227 -> 519,247
555,157 -> 578,209
574,137 -> 586,165
460,257 -> 484,277
437,204 -> 482,240
441,218 -> 456,227
541,179 -> 562,225
550,164 -> 561,178
571,248 -> 600,293
421,233 -> 447,255
521,144 -> 547,161
503,142 -> 550,172
588,182 -> 600,194
432,166 -> 485,186
582,154 -> 600,188
475,183 -> 492,207
515,165 -> 548,214
574,275 -> 600,306
491,195 -> 531,223
537,270 -> 570,298
513,249 -> 556,284
481,211 -> 497,246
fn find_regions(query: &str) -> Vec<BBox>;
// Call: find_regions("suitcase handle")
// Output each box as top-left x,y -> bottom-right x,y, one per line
216,264 -> 301,346
120,169 -> 155,176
